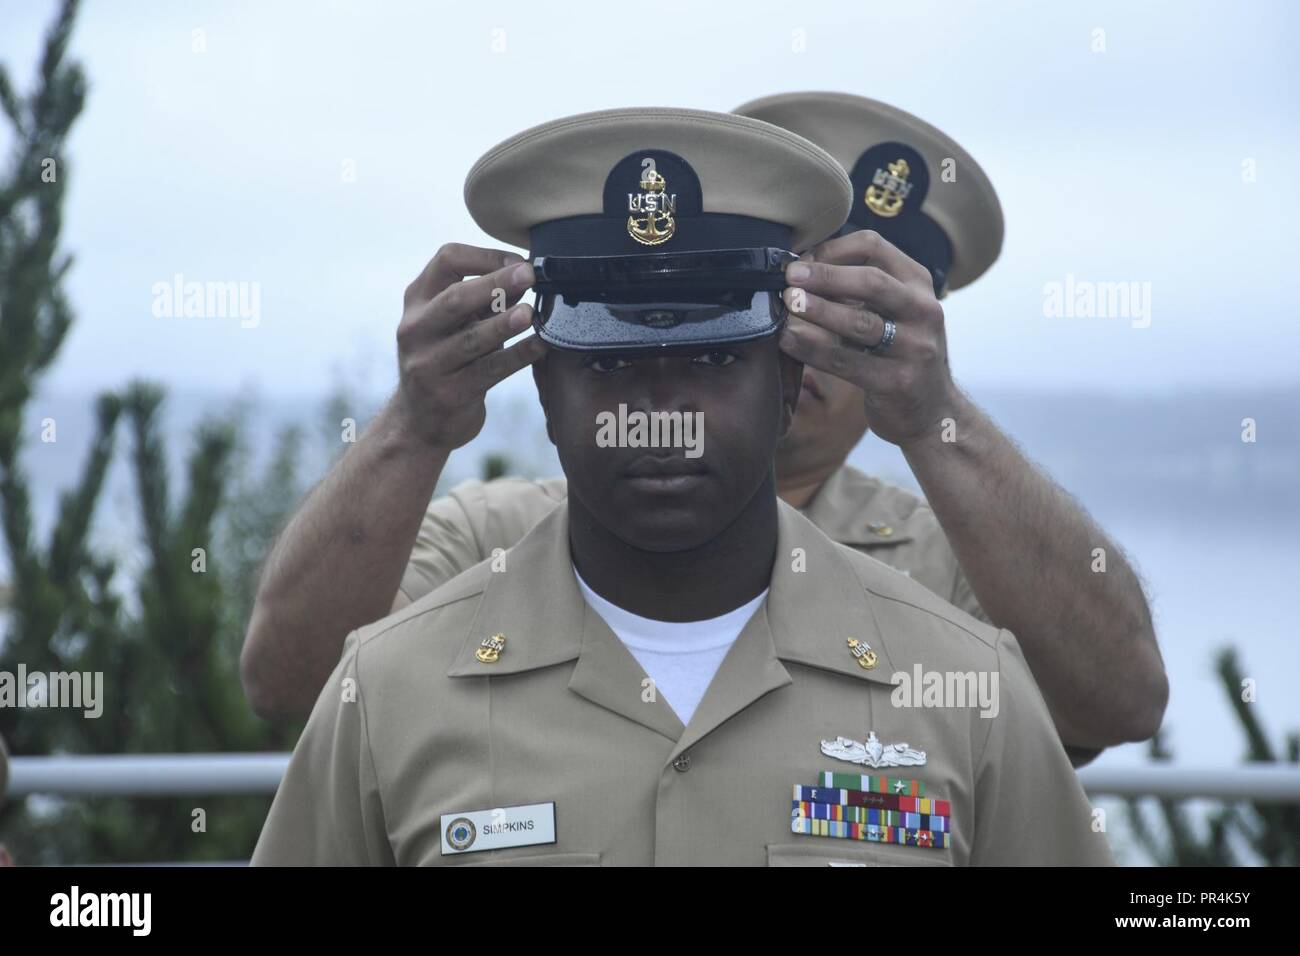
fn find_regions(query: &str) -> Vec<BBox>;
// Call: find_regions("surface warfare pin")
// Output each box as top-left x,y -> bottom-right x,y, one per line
821,731 -> 926,768
475,633 -> 506,664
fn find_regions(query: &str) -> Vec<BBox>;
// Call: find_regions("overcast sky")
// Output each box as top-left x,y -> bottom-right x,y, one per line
3,0 -> 1297,400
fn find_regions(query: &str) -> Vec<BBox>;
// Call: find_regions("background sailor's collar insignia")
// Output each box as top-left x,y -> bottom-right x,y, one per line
801,466 -> 915,548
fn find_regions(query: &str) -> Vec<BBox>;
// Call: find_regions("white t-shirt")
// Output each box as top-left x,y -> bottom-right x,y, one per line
573,566 -> 768,726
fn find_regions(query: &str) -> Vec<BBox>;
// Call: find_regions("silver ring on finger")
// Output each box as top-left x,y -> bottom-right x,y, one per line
866,318 -> 897,354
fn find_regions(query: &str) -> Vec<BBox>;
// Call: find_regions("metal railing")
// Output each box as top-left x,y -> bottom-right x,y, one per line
7,753 -> 1300,802
8,753 -> 289,797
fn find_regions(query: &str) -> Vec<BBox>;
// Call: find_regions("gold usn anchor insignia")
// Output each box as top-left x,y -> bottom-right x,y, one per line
864,158 -> 913,218
475,633 -> 506,664
627,161 -> 677,246
847,638 -> 878,670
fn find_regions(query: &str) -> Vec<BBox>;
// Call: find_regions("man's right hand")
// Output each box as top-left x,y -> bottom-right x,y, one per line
394,243 -> 547,450
240,243 -> 546,720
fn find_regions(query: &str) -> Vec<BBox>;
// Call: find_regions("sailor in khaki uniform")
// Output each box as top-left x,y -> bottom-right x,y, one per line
393,93 -> 1008,625
240,93 -> 1161,757
255,502 -> 1110,866
252,106 -> 1112,866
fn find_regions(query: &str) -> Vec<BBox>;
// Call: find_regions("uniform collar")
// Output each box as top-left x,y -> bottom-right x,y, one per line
766,499 -> 897,688
445,503 -> 586,678
800,463 -> 916,547
447,496 -> 898,751
666,499 -> 899,763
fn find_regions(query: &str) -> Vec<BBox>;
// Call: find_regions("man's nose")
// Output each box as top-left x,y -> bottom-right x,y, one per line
628,357 -> 697,414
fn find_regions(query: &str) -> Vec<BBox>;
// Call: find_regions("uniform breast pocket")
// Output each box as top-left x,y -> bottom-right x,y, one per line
462,851 -> 602,867
766,843 -> 954,868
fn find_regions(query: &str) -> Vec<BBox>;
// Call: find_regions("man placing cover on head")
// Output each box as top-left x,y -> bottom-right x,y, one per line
239,94 -> 1165,766
251,107 -> 1113,866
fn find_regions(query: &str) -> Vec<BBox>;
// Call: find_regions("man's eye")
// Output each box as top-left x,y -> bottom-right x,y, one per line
692,350 -> 737,367
584,355 -> 633,373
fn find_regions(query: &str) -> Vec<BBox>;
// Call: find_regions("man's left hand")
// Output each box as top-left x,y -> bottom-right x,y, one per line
779,229 -> 961,448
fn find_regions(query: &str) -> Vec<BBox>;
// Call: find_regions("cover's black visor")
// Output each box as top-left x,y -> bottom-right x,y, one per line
530,247 -> 796,351
534,287 -> 788,351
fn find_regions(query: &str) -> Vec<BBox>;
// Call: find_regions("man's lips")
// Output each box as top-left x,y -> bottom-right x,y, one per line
622,454 -> 709,492
623,455 -> 708,478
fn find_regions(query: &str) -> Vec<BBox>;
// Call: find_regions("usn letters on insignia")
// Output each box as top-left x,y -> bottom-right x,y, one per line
864,158 -> 913,218
627,157 -> 677,245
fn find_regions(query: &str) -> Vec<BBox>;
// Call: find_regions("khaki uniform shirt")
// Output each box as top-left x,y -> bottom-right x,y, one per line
401,464 -> 987,623
397,467 -> 1099,767
253,501 -> 1112,866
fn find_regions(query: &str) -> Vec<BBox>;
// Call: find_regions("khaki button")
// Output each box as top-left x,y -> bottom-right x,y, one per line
868,523 -> 894,538
672,753 -> 692,773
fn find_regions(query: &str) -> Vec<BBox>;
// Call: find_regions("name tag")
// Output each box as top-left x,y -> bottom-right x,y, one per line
440,802 -> 556,855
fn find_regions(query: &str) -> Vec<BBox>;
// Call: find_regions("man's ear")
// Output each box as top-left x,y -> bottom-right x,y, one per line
531,352 -> 556,446
777,351 -> 803,438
